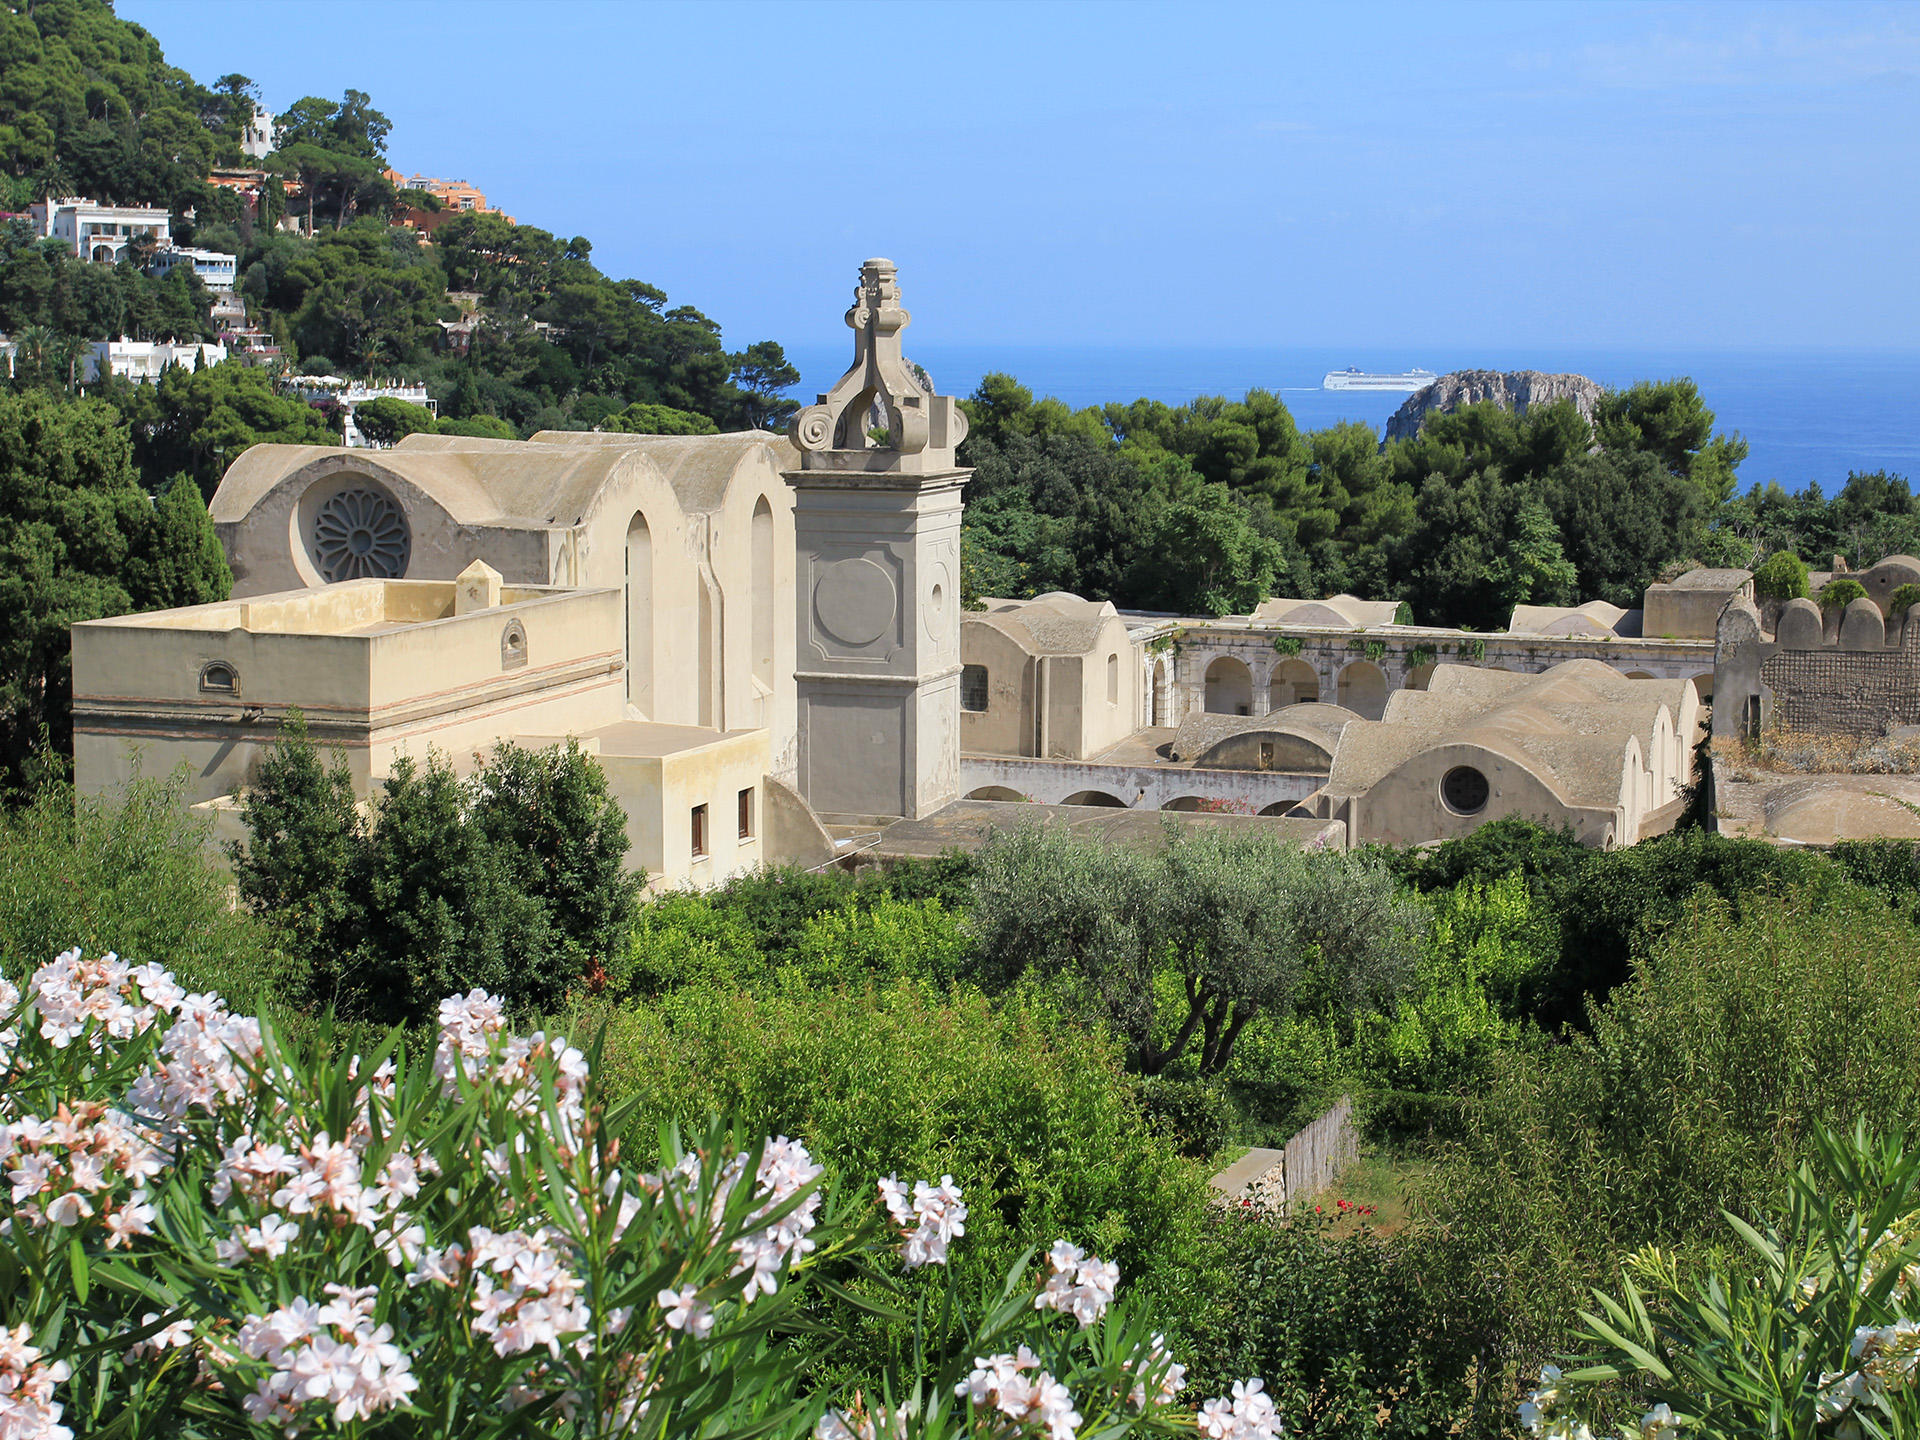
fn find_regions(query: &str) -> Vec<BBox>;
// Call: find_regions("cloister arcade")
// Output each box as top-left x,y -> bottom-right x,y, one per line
1170,625 -> 1715,729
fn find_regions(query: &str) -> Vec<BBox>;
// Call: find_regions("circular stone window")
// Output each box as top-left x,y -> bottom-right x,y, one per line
1440,765 -> 1490,816
312,486 -> 410,582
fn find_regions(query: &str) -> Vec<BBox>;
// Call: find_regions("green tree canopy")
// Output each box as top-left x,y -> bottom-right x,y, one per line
600,400 -> 718,435
0,391 -> 229,787
230,728 -> 640,1025
969,824 -> 1425,1075
352,395 -> 437,446
107,359 -> 337,496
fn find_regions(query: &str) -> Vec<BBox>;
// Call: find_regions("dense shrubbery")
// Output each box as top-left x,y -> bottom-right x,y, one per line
45,747 -> 1920,1439
0,771 -> 282,1008
1423,886 -> 1920,1406
1819,575 -> 1869,610
1750,548 -> 1810,600
574,980 -> 1219,1379
1187,1209 -> 1505,1439
230,719 -> 639,1024
1537,1123 -> 1920,1440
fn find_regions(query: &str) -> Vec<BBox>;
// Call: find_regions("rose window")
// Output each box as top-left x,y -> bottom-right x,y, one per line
312,487 -> 410,582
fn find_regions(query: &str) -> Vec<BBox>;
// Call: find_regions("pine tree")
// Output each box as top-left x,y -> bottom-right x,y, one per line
132,474 -> 233,610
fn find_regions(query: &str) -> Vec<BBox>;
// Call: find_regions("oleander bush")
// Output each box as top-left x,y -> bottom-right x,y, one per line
566,980 -> 1220,1378
0,950 -> 1278,1440
1528,1123 -> 1920,1440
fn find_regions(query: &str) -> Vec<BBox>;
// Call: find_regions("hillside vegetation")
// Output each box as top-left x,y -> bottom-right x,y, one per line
957,373 -> 1920,625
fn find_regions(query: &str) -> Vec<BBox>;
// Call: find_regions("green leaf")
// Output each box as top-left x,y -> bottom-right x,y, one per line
68,1237 -> 89,1304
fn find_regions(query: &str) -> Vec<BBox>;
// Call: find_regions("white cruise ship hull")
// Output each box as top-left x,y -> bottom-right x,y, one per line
1323,369 -> 1439,392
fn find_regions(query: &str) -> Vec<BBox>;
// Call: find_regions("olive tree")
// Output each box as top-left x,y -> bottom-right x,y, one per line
969,823 -> 1425,1075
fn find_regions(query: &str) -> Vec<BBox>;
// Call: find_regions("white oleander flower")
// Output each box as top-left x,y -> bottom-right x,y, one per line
879,1173 -> 967,1268
1124,1332 -> 1188,1408
0,1321 -> 73,1440
658,1284 -> 715,1339
1035,1237 -> 1119,1326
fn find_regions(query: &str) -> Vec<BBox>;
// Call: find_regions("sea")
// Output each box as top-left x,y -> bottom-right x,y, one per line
783,344 -> 1920,494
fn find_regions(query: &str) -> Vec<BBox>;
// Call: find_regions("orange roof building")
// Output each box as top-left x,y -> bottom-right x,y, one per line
382,170 -> 515,229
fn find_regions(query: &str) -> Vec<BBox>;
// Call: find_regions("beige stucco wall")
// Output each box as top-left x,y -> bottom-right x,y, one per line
1070,619 -> 1143,757
1645,586 -> 1739,640
959,621 -> 1035,755
959,612 -> 1141,760
1341,741 -> 1624,848
72,582 -> 626,808
543,725 -> 771,891
215,451 -> 552,597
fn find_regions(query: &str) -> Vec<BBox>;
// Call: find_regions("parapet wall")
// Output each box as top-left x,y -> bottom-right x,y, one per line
1762,642 -> 1920,736
1717,593 -> 1920,739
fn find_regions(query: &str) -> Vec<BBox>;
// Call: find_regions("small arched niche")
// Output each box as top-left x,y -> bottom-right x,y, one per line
501,618 -> 529,670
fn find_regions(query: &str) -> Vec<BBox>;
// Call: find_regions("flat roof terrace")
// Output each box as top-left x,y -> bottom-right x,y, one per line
88,578 -> 586,637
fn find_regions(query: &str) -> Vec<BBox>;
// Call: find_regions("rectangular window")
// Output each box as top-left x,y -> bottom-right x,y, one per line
961,664 -> 989,713
1258,741 -> 1274,771
738,787 -> 754,840
691,804 -> 708,858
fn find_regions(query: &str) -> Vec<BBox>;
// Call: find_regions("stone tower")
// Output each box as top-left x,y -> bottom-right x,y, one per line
784,259 -> 968,822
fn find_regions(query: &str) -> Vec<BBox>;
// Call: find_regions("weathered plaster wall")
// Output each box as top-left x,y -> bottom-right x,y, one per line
1763,644 -> 1920,736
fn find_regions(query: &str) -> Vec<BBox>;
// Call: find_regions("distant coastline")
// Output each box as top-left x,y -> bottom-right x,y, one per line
786,343 -> 1920,491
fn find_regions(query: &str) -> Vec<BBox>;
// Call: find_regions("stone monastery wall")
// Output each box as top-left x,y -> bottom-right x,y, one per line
1763,643 -> 1920,736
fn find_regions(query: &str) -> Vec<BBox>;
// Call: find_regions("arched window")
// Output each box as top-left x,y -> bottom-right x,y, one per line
312,485 -> 410,582
751,497 -> 774,694
500,619 -> 528,670
1106,652 -> 1119,705
1204,657 -> 1252,715
1269,659 -> 1319,709
199,662 -> 238,695
1336,660 -> 1388,720
625,512 -> 653,715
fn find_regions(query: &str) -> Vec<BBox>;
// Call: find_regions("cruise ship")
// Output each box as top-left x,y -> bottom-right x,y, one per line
1322,366 -> 1440,392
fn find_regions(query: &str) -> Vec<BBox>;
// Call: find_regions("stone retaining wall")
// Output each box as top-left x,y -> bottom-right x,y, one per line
1239,1096 -> 1359,1212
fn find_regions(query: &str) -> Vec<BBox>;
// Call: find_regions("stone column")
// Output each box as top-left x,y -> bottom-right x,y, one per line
783,259 -> 969,822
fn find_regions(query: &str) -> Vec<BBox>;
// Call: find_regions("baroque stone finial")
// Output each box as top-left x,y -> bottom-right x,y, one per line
788,258 -> 968,474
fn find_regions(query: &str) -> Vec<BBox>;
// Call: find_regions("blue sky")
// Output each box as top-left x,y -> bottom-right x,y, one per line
123,0 -> 1920,354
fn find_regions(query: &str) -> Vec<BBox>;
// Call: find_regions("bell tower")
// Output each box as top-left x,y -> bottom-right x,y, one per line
784,259 -> 968,822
